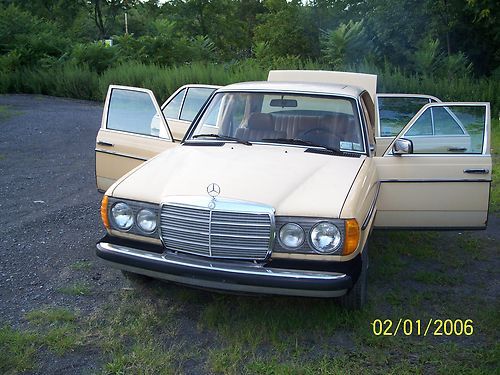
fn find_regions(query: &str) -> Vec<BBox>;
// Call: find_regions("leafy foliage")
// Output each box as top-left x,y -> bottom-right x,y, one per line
321,20 -> 373,68
1,0 -> 498,76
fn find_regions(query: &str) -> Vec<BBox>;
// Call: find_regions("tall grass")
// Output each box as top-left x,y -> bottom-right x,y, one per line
0,60 -> 498,114
1,64 -> 99,100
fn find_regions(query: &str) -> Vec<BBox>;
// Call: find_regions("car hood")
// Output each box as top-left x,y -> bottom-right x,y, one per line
111,144 -> 366,218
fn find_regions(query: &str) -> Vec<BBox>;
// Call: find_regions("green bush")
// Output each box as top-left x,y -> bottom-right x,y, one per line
70,43 -> 118,74
0,5 -> 70,70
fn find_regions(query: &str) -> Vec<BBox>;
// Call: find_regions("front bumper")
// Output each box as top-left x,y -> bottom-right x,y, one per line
96,241 -> 353,297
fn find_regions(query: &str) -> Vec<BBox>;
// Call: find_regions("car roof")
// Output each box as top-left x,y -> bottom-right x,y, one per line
218,81 -> 364,99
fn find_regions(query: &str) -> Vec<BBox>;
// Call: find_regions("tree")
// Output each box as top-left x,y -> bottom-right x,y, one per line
253,0 -> 318,59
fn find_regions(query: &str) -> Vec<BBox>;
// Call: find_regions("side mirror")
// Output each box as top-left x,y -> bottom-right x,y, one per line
393,138 -> 413,155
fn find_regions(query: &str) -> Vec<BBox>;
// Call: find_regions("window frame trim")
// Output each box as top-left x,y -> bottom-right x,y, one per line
103,85 -> 173,141
186,89 -> 369,155
161,84 -> 220,122
375,93 -> 440,138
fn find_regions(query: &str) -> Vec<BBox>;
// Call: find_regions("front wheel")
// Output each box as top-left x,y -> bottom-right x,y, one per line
339,246 -> 368,310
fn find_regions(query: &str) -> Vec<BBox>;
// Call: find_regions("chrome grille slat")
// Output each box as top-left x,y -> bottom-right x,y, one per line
210,221 -> 270,227
160,199 -> 273,260
163,226 -> 209,235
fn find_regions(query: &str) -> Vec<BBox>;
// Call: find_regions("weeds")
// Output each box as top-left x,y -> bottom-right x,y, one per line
0,104 -> 20,121
0,326 -> 39,373
70,260 -> 93,271
58,282 -> 92,296
25,307 -> 77,324
1,61 -> 498,115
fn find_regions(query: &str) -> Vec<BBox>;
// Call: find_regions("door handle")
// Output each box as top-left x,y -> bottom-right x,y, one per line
448,147 -> 467,152
97,141 -> 114,147
463,168 -> 489,174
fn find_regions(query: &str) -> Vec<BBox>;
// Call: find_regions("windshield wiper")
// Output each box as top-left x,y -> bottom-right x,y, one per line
261,138 -> 347,156
192,134 -> 252,146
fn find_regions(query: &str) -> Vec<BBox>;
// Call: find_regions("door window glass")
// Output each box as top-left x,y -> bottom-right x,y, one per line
163,88 -> 186,119
180,87 -> 215,121
433,107 -> 465,135
107,89 -> 159,137
378,97 -> 431,137
406,109 -> 433,136
402,105 -> 485,154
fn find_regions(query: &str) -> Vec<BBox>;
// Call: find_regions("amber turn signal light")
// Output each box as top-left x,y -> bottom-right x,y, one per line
100,195 -> 110,230
343,219 -> 359,255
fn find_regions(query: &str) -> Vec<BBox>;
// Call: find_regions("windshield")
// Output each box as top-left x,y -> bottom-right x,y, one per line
189,92 -> 365,153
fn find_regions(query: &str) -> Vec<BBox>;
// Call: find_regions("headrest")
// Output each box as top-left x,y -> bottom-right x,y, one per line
248,113 -> 273,130
320,113 -> 349,130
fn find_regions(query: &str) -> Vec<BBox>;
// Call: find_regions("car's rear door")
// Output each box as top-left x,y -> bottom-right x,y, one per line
374,102 -> 491,229
161,85 -> 219,141
95,85 -> 176,192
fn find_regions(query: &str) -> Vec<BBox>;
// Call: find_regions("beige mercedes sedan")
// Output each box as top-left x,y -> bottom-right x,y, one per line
95,70 -> 491,309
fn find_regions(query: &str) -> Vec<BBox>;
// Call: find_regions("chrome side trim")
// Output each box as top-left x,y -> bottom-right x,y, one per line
361,182 -> 380,230
95,148 -> 148,162
97,241 -> 347,283
379,179 -> 491,183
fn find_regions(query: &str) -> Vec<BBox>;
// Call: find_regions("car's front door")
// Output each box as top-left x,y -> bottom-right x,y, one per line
374,102 -> 491,229
95,85 -> 176,192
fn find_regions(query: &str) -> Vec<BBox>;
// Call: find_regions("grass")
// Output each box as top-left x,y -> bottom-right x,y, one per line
0,104 -> 20,121
412,270 -> 463,286
58,282 -> 92,296
87,288 -> 180,374
0,326 -> 39,373
25,307 -> 77,324
0,308 -> 84,373
25,307 -> 83,355
70,260 -> 93,271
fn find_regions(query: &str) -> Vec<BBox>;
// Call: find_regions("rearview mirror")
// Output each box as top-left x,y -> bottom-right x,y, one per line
393,138 -> 413,155
269,98 -> 298,108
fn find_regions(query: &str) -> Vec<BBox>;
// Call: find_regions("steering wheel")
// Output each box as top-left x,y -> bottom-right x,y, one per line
298,128 -> 340,148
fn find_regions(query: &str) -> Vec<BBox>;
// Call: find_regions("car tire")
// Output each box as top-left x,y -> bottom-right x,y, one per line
121,270 -> 153,284
339,245 -> 368,310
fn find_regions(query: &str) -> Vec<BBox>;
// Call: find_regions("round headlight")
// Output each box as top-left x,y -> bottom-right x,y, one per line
111,202 -> 134,230
137,209 -> 157,233
279,223 -> 305,248
310,222 -> 342,254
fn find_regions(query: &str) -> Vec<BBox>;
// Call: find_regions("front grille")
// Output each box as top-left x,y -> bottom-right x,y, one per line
160,200 -> 273,260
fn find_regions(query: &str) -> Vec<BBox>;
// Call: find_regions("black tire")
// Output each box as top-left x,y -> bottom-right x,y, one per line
339,246 -> 368,310
121,270 -> 153,284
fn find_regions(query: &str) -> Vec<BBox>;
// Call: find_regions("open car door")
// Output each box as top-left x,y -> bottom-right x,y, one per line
95,85 -> 176,192
374,102 -> 491,229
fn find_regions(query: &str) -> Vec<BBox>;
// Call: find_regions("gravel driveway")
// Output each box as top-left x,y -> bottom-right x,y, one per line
0,95 -> 122,346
